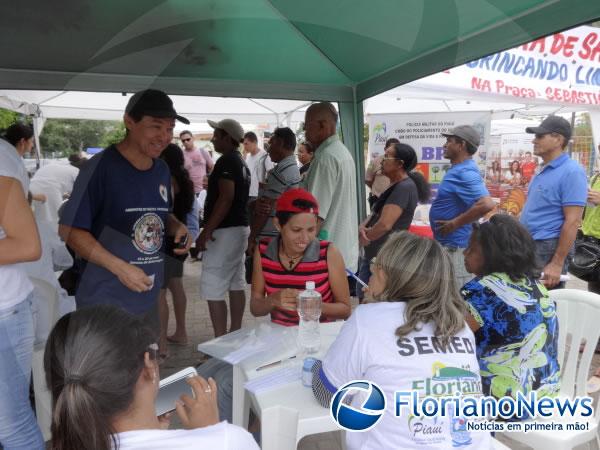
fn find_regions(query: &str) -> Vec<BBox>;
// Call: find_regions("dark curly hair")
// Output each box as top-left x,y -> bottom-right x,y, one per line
5,123 -> 33,146
390,143 -> 431,203
160,144 -> 195,222
472,214 -> 540,281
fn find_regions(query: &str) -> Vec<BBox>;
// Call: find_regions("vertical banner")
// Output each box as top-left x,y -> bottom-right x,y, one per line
367,112 -> 491,198
485,133 -> 536,217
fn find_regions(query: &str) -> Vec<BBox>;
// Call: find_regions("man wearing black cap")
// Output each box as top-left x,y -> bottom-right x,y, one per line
429,125 -> 495,287
521,115 -> 587,288
59,89 -> 192,331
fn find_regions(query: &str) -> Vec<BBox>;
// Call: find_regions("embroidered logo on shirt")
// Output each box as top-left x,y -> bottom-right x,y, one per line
159,184 -> 168,203
132,213 -> 164,255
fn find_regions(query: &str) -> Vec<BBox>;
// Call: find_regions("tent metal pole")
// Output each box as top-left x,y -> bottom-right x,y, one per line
338,89 -> 366,222
32,108 -> 43,170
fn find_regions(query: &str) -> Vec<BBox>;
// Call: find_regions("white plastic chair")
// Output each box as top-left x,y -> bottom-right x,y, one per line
29,277 -> 60,442
500,289 -> 600,450
492,437 -> 513,449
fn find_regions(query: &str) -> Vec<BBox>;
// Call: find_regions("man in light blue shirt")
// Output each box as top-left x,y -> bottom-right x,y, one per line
520,116 -> 587,288
429,125 -> 495,287
302,102 -> 358,272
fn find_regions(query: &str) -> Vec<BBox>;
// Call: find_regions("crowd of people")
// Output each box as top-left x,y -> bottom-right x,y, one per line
0,87 -> 594,449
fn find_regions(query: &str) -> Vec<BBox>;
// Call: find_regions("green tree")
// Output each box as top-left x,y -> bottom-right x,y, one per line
0,107 -> 23,131
39,119 -> 123,157
574,113 -> 591,137
99,123 -> 126,148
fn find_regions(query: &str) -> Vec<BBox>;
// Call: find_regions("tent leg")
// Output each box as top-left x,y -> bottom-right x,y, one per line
338,93 -> 366,221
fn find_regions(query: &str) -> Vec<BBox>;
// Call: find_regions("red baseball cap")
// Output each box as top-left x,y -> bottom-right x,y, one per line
275,188 -> 319,215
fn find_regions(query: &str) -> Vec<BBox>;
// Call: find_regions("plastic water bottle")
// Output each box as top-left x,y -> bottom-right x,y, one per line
298,281 -> 322,353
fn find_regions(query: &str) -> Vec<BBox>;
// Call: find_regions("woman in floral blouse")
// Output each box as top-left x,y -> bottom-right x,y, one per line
461,214 -> 560,410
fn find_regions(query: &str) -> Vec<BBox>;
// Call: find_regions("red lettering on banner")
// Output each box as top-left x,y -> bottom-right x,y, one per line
550,33 -> 566,55
579,32 -> 600,62
549,33 -> 581,57
495,80 -> 536,98
471,77 -> 491,91
563,36 -> 579,57
522,38 -> 546,53
545,87 -> 600,104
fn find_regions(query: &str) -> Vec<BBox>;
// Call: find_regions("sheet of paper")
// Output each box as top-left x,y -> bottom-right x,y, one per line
244,366 -> 302,394
223,340 -> 269,365
198,323 -> 298,364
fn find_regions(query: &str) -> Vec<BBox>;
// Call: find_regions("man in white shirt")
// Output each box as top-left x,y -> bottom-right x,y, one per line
17,217 -> 75,343
29,161 -> 80,228
243,131 -> 274,201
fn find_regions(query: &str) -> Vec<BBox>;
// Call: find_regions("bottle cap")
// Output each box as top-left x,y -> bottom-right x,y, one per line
303,357 -> 318,370
306,281 -> 315,290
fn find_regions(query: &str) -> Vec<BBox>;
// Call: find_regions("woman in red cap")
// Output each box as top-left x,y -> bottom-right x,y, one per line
194,189 -> 350,426
250,188 -> 351,324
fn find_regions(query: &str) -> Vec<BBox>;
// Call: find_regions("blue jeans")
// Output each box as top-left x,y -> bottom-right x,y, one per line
534,238 -> 573,289
0,296 -> 44,450
356,256 -> 372,301
196,359 -> 233,423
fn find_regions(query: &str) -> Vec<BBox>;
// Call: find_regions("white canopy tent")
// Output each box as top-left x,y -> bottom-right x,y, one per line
365,84 -> 600,119
1,86 -> 595,142
0,90 -> 312,128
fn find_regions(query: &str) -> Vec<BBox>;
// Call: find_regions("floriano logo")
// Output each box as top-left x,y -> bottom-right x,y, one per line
411,363 -> 482,397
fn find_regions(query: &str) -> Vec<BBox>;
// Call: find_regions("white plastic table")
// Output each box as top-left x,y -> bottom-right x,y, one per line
199,321 -> 510,450
199,321 -> 344,450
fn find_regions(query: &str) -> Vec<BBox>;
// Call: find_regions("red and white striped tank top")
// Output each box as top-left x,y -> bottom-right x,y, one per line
259,236 -> 333,326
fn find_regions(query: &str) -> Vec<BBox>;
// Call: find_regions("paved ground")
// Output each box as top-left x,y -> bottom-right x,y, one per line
160,259 -> 599,450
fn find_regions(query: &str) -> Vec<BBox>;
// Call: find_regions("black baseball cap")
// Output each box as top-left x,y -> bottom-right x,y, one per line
125,89 -> 190,124
526,116 -> 571,141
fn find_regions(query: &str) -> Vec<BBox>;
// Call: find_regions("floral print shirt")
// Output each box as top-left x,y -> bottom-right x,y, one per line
462,273 -> 560,403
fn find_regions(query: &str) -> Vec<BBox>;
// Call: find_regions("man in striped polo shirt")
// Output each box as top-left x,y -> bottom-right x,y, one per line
247,127 -> 301,256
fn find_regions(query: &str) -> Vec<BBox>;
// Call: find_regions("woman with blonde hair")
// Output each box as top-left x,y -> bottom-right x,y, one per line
312,231 -> 491,450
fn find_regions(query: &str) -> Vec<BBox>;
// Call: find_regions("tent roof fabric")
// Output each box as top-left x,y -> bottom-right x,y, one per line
0,1 -> 599,102
0,90 -> 311,124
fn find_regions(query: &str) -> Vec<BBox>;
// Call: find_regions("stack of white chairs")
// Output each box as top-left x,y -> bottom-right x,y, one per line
29,277 -> 60,442
500,289 -> 600,450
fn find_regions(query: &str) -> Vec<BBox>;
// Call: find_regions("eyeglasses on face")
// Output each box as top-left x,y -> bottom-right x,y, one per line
181,138 -> 192,142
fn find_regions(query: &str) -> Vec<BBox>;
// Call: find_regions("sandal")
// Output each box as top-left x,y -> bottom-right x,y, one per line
158,352 -> 169,365
167,335 -> 189,346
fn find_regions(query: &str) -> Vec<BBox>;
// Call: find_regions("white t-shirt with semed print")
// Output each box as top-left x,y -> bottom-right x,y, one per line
322,302 -> 492,450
